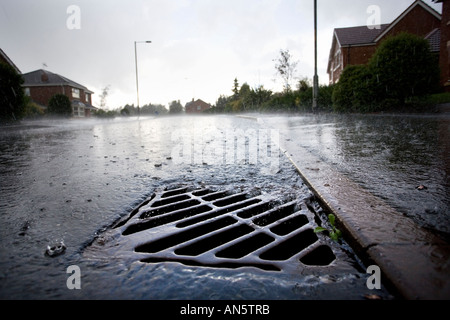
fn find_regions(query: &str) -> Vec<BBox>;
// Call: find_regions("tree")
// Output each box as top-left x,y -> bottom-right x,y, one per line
140,103 -> 168,115
369,32 -> 440,104
99,85 -> 110,108
297,78 -> 311,93
274,49 -> 299,93
232,78 -> 239,98
48,94 -> 72,117
210,95 -> 231,113
251,85 -> 272,109
169,100 -> 183,114
0,62 -> 25,121
120,107 -> 130,116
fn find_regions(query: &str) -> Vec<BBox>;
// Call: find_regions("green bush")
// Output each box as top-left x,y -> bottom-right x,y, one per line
48,94 -> 72,117
94,108 -> 117,118
332,33 -> 440,113
262,91 -> 298,112
369,32 -> 440,105
317,84 -> 335,112
23,98 -> 45,119
332,65 -> 376,112
0,62 -> 25,121
429,92 -> 450,104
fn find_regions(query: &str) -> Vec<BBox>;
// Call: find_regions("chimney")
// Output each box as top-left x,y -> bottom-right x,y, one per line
41,71 -> 49,83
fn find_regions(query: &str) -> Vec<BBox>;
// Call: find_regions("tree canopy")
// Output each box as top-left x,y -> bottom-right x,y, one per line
369,32 -> 440,103
169,100 -> 183,114
0,62 -> 25,121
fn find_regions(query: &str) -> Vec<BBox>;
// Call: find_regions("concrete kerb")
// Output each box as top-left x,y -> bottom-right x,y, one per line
280,140 -> 450,300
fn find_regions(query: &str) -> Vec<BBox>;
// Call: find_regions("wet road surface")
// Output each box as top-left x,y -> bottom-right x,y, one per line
2,113 -> 445,299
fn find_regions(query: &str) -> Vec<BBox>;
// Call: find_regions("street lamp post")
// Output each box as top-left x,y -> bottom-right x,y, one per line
312,0 -> 319,112
134,40 -> 152,117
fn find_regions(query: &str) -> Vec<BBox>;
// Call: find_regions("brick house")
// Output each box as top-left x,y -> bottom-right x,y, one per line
327,0 -> 442,85
0,48 -> 21,74
22,69 -> 96,117
185,99 -> 211,114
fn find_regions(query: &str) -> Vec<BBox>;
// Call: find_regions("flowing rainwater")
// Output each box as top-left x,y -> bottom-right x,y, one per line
2,113 -> 446,299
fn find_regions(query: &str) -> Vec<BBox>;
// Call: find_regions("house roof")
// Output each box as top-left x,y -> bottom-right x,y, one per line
334,24 -> 390,47
185,99 -> 210,107
22,69 -> 94,94
373,0 -> 441,42
0,48 -> 21,74
333,0 -> 441,48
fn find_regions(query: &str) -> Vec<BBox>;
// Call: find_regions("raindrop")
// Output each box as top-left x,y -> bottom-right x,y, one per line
45,241 -> 66,257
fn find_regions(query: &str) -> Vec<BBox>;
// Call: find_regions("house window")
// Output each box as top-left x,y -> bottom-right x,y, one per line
333,50 -> 341,71
85,93 -> 90,104
72,101 -> 86,117
24,88 -> 30,96
197,105 -> 201,111
72,88 -> 80,99
73,105 -> 85,117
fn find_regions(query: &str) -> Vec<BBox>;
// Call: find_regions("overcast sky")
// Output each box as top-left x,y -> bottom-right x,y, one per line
0,0 -> 442,110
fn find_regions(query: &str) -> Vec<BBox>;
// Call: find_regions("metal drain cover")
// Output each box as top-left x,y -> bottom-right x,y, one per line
85,185 -> 357,275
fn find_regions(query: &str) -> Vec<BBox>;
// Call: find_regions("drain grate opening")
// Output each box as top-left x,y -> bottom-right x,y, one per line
215,233 -> 275,259
135,216 -> 237,253
300,245 -> 336,266
259,229 -> 318,261
141,199 -> 201,219
213,193 -> 248,207
151,194 -> 191,207
236,201 -> 276,219
252,203 -> 297,227
161,187 -> 189,198
174,224 -> 255,256
202,190 -> 231,202
270,214 -> 309,236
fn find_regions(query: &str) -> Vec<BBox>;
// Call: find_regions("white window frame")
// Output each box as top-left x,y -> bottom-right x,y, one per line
72,88 -> 80,99
333,49 -> 341,71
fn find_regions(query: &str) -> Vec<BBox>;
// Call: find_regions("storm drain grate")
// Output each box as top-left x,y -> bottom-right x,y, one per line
86,185 -> 357,274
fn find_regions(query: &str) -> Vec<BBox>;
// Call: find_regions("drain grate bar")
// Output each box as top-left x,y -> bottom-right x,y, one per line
176,198 -> 263,228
